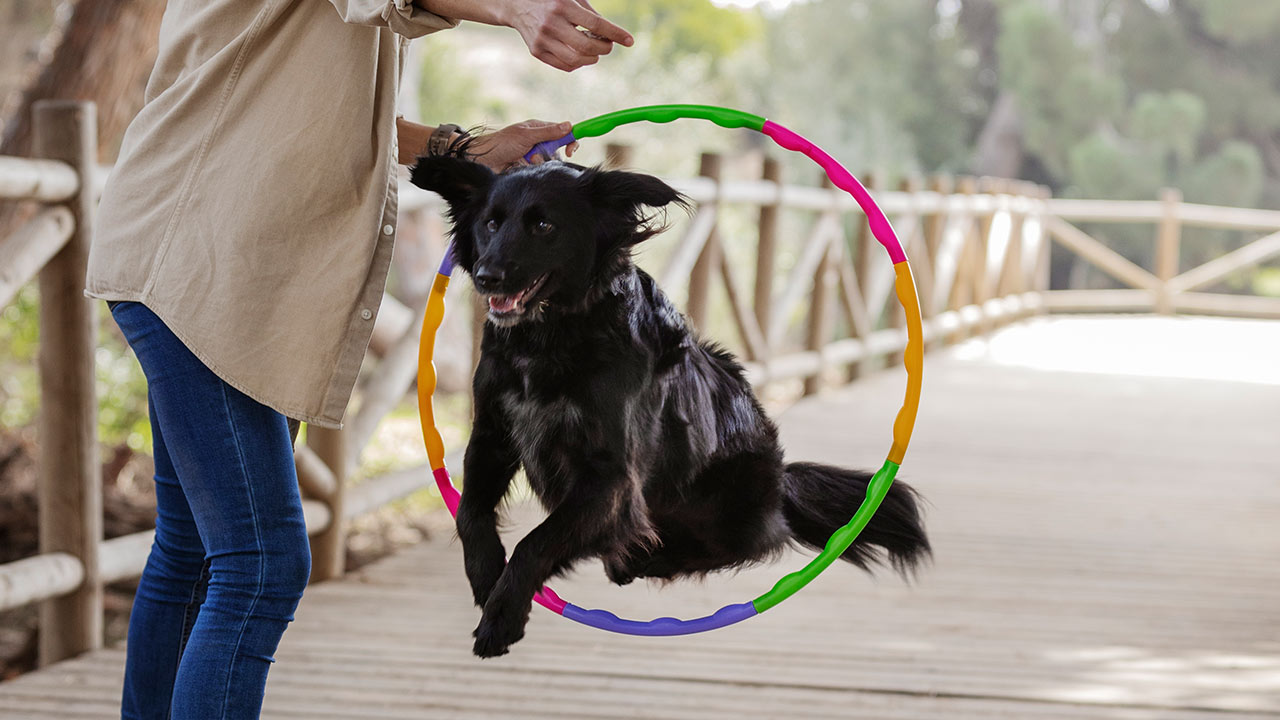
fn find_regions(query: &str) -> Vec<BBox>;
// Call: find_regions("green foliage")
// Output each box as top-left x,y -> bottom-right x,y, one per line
413,33 -> 492,123
1183,0 -> 1280,44
1178,140 -> 1264,207
757,0 -> 983,177
997,1 -> 1123,176
1066,131 -> 1163,201
591,0 -> 763,67
1129,91 -> 1205,165
0,286 -> 151,454
0,285 -> 40,429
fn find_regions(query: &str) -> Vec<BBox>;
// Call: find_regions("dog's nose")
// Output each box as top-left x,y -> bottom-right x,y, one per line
473,266 -> 505,292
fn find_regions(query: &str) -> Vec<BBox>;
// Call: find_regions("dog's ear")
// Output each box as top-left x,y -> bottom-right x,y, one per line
579,168 -> 684,213
578,168 -> 689,246
409,155 -> 495,215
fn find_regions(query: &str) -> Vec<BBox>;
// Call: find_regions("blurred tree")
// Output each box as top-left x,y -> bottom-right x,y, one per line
591,0 -> 764,68
755,0 -> 983,178
0,0 -> 164,162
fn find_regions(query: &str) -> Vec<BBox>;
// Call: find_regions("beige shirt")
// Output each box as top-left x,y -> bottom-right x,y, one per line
86,0 -> 456,428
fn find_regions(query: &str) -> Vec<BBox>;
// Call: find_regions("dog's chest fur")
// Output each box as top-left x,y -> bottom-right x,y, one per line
482,271 -> 686,509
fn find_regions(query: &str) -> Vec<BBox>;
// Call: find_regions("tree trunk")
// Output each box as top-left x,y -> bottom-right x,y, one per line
1,0 -> 165,163
971,90 -> 1024,178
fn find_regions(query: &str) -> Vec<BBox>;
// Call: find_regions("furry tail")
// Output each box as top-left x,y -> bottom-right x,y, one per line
782,462 -> 930,577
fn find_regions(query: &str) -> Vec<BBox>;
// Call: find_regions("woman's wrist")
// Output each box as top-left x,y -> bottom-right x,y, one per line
414,1 -> 508,27
396,118 -> 434,165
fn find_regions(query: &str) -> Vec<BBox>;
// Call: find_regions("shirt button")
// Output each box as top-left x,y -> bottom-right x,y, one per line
383,224 -> 394,235
360,309 -> 373,320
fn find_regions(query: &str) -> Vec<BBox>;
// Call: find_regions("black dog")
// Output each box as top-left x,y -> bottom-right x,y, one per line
411,152 -> 930,658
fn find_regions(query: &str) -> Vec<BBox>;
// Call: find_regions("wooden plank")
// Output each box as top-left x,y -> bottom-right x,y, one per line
658,206 -> 717,293
1042,289 -> 1157,313
1043,216 -> 1161,292
0,553 -> 83,612
1173,291 -> 1280,319
98,530 -> 154,585
1155,187 -> 1183,314
346,302 -> 427,459
0,156 -> 79,202
1042,198 -> 1165,222
685,153 -> 722,331
295,444 -> 338,500
767,207 -> 840,348
0,207 -> 74,308
5,317 -> 1280,717
34,100 -> 101,666
306,426 -> 345,582
717,251 -> 769,362
753,156 -> 781,343
1166,228 -> 1280,294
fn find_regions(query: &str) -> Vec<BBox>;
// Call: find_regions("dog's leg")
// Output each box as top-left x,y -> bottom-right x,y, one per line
472,448 -> 632,657
457,392 -> 520,609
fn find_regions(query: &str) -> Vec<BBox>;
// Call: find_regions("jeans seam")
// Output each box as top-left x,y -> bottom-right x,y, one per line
168,557 -> 209,720
217,381 -> 267,719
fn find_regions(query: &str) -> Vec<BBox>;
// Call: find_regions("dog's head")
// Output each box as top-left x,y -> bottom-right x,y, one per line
411,156 -> 685,327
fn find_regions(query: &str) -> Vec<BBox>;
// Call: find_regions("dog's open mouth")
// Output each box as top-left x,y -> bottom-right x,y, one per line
486,273 -> 548,321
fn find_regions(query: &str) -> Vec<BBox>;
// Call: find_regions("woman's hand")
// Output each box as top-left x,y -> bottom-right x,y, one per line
418,0 -> 632,72
469,120 -> 579,171
504,0 -> 633,72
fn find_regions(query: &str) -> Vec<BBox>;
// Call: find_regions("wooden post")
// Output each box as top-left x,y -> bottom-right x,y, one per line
686,153 -> 722,331
1035,185 -> 1053,302
1155,187 -> 1183,315
948,176 -> 980,343
923,175 -> 952,349
803,177 -> 838,396
306,425 -> 346,582
604,143 -> 632,170
754,156 -> 780,345
997,181 -> 1028,322
851,171 -> 877,379
34,100 -> 101,665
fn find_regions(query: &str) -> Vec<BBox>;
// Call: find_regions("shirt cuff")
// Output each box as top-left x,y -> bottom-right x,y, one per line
383,0 -> 458,39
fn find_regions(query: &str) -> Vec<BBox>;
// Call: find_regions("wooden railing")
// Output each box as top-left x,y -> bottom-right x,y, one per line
2,107 -> 1275,669
1042,189 -> 1280,318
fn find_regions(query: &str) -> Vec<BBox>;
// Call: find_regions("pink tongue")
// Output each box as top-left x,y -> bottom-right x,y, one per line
489,295 -> 519,313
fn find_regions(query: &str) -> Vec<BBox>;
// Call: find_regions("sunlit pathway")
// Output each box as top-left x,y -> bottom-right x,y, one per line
3,316 -> 1278,718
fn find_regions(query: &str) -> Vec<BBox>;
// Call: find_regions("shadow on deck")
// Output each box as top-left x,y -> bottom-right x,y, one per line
2,316 -> 1278,719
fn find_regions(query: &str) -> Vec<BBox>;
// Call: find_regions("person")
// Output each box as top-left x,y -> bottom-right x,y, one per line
85,1 -> 632,717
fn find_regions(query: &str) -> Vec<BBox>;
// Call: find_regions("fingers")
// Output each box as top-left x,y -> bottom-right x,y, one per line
566,0 -> 633,47
513,0 -> 633,72
513,120 -> 573,142
473,120 -> 574,170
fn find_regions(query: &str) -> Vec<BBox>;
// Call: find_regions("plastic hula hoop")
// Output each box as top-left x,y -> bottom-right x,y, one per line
417,104 -> 924,636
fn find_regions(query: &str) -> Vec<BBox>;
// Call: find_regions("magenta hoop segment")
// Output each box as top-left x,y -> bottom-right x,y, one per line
761,121 -> 907,264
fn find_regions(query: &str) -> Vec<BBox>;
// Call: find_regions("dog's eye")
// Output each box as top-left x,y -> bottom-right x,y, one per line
532,220 -> 554,236
485,219 -> 498,233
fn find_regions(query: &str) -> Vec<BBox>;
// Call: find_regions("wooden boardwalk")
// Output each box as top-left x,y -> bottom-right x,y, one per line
2,316 -> 1278,719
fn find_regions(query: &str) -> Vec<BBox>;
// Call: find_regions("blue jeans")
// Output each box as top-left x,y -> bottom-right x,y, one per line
110,301 -> 311,719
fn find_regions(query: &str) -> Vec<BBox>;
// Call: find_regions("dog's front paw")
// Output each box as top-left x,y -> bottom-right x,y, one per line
470,585 -> 532,658
471,613 -> 526,658
604,557 -> 637,586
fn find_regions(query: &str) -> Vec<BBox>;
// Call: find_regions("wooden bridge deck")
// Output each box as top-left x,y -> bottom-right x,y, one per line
2,316 -> 1278,719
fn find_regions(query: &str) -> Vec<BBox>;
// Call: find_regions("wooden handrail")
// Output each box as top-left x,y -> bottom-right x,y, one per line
0,156 -> 79,202
0,206 -> 75,307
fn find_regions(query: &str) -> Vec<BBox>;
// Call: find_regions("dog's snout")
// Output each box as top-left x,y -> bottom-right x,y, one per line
473,264 -> 508,292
